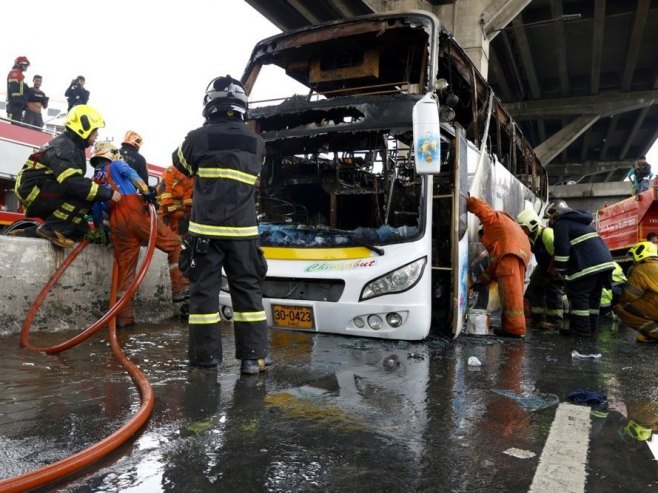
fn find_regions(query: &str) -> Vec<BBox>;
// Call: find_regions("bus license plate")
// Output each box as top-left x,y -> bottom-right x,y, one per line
272,305 -> 314,330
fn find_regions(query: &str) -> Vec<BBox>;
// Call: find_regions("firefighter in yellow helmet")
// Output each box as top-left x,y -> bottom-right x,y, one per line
14,105 -> 121,248
613,241 -> 658,343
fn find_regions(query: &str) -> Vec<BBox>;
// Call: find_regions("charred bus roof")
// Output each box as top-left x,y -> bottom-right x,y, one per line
241,11 -> 546,196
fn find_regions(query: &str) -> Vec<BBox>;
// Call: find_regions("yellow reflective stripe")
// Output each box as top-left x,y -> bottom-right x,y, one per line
189,313 -> 221,324
566,262 -> 616,281
545,308 -> 563,316
197,167 -> 257,185
570,232 -> 599,246
57,168 -> 82,184
60,202 -> 75,212
233,311 -> 267,322
176,147 -> 193,175
72,216 -> 82,224
589,309 -> 600,315
160,193 -> 172,200
591,410 -> 608,418
188,222 -> 258,237
183,198 -> 193,205
168,263 -> 180,271
25,185 -> 40,206
571,309 -> 590,317
53,210 -> 69,220
86,182 -> 99,201
25,159 -> 49,170
555,255 -> 570,262
531,307 -> 545,314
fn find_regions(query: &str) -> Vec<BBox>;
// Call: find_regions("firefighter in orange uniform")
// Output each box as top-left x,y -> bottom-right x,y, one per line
90,142 -> 189,328
159,165 -> 194,235
467,195 -> 532,337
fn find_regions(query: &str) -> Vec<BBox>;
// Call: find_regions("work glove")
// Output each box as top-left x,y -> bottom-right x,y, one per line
141,190 -> 158,205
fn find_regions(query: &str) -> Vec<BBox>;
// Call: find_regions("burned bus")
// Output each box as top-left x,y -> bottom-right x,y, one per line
219,11 -> 547,340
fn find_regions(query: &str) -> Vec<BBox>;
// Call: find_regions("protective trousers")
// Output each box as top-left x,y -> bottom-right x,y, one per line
613,303 -> 658,341
111,195 -> 188,325
525,269 -> 565,327
24,180 -> 89,237
495,255 -> 527,336
186,238 -> 268,366
566,271 -> 609,336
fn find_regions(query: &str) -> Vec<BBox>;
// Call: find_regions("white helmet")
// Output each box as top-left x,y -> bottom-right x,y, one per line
516,209 -> 541,233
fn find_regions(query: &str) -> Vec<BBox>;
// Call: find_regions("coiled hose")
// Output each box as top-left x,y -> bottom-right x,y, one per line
0,204 -> 158,493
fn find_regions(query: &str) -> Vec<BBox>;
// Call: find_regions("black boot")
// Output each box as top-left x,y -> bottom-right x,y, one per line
188,325 -> 222,368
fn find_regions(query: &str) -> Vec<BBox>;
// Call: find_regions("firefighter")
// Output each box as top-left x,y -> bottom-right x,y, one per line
120,130 -> 149,184
90,141 -> 189,329
544,199 -> 615,337
467,195 -> 532,337
516,208 -> 565,330
600,262 -> 627,319
14,105 -> 119,248
159,165 -> 194,235
173,75 -> 271,374
6,56 -> 30,122
613,241 -> 658,343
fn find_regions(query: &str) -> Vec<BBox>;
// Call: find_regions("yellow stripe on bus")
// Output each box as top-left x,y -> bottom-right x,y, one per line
261,246 -> 373,260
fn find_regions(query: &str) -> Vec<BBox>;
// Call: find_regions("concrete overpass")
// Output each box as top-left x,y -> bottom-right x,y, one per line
244,0 -> 658,185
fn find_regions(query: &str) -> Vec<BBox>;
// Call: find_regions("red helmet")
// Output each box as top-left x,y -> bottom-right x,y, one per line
15,56 -> 30,67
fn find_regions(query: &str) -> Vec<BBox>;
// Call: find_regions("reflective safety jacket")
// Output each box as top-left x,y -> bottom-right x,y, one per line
467,196 -> 531,276
14,129 -> 113,208
529,226 -> 555,270
552,209 -> 615,281
618,257 -> 658,319
601,262 -> 627,308
6,67 -> 27,110
159,165 -> 193,215
172,115 -> 265,240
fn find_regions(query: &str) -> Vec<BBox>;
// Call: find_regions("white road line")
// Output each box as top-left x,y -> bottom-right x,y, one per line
529,402 -> 591,493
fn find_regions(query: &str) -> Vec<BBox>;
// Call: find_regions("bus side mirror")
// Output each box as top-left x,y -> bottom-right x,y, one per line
412,93 -> 441,175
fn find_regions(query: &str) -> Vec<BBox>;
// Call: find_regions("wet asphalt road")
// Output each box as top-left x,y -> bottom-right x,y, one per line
0,319 -> 656,493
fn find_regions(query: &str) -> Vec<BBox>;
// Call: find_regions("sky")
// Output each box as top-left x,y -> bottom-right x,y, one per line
3,0 -> 282,167
4,0 -> 657,171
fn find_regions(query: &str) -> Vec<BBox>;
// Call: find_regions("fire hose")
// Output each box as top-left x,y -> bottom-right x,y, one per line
0,204 -> 158,493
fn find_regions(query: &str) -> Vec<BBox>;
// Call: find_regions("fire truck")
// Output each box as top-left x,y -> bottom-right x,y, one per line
597,180 -> 658,261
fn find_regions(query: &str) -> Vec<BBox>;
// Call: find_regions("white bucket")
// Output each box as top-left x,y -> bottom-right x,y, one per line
466,309 -> 490,335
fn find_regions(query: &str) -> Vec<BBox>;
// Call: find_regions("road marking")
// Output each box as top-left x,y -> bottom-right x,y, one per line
529,402 -> 591,493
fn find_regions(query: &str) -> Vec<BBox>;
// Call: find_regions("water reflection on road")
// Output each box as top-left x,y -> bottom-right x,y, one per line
0,319 -> 656,492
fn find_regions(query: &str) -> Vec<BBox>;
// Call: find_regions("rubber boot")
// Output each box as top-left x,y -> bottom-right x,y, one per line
188,325 -> 222,368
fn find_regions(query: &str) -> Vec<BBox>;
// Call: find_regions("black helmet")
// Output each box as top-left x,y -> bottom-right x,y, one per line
203,75 -> 248,118
543,199 -> 571,222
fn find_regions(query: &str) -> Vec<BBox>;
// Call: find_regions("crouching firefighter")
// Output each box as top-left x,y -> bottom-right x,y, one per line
14,105 -> 119,247
613,241 -> 658,343
173,75 -> 271,375
90,141 -> 189,329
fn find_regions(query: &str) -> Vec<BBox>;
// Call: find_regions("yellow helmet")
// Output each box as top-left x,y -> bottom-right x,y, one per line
516,209 -> 541,233
65,104 -> 105,140
90,141 -> 119,167
628,241 -> 658,264
122,130 -> 143,150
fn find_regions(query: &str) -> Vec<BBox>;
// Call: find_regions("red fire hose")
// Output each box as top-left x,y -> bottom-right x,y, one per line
0,204 -> 159,493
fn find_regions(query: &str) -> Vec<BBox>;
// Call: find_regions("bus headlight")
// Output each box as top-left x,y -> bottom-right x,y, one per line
360,257 -> 427,301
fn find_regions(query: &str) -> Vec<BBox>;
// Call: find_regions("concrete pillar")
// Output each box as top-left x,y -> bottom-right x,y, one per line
0,237 -> 177,335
